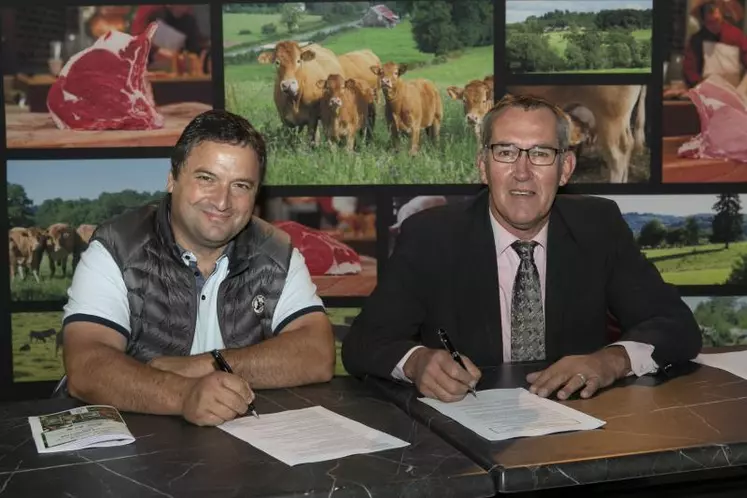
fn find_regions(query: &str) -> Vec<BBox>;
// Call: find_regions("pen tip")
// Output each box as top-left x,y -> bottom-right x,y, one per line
252,410 -> 259,419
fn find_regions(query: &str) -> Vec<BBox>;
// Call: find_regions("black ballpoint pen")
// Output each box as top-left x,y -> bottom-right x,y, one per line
437,329 -> 478,398
210,349 -> 259,418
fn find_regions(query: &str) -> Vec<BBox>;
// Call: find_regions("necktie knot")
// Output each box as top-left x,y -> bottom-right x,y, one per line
511,240 -> 538,261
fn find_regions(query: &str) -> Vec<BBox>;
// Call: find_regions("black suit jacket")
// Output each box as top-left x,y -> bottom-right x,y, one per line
341,188 -> 702,380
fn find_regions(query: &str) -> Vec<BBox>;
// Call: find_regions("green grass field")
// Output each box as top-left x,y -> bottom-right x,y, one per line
642,241 -> 747,285
11,252 -> 74,301
224,21 -> 488,185
223,13 -> 326,47
13,312 -> 65,383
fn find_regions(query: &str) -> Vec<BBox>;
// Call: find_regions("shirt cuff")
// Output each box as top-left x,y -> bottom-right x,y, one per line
391,345 -> 425,382
610,341 -> 658,377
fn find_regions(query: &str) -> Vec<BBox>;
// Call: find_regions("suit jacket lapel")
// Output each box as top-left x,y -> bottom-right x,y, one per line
545,205 -> 577,362
453,190 -> 503,366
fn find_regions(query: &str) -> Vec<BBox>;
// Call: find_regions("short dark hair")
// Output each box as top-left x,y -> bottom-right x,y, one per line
171,109 -> 268,185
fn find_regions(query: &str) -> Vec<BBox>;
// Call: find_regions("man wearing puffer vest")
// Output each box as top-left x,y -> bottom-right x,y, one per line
60,110 -> 335,426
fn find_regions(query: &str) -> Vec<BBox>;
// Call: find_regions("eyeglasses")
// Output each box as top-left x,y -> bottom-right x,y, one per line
485,143 -> 563,166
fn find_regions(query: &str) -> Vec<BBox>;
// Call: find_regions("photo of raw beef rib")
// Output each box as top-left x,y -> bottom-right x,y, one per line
47,22 -> 164,131
678,75 -> 747,162
273,221 -> 362,276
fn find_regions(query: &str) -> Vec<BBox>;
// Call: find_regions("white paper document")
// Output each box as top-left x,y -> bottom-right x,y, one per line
419,388 -> 606,441
218,406 -> 409,466
693,351 -> 747,380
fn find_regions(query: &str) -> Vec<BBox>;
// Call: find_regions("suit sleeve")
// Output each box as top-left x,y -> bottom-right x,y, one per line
604,203 -> 702,366
341,217 -> 430,380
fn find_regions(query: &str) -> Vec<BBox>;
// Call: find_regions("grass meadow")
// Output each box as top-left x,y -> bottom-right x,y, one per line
224,20 -> 489,186
13,312 -> 65,383
642,241 -> 747,285
223,12 -> 326,48
11,252 -> 75,301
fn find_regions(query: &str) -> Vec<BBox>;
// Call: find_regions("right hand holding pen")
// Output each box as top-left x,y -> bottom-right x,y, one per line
404,348 -> 481,403
181,371 -> 254,426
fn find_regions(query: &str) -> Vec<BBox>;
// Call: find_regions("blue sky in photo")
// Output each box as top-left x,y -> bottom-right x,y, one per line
506,1 -> 653,24
7,159 -> 170,204
597,195 -> 736,217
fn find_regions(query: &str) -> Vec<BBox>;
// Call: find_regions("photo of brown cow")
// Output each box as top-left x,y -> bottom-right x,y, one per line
503,84 -> 651,183
662,0 -> 747,182
262,196 -> 377,297
2,5 -> 213,149
223,1 -> 494,185
7,158 -> 170,301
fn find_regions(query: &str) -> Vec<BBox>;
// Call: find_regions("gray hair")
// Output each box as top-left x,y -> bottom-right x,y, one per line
480,93 -> 571,156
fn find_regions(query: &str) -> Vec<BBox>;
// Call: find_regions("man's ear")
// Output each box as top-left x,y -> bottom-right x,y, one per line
476,149 -> 489,185
167,171 -> 175,193
558,151 -> 577,187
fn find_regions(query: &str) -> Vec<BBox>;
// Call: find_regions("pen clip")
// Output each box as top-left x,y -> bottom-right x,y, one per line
437,329 -> 459,361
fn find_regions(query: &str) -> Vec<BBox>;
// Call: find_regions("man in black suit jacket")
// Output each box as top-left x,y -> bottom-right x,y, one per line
341,94 -> 702,403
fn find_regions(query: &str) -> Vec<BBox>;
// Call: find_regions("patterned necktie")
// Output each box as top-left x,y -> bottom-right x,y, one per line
510,240 -> 546,361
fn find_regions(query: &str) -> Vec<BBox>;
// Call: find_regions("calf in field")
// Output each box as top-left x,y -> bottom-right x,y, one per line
371,62 -> 442,155
317,74 -> 376,151
9,227 -> 46,283
447,75 -> 495,140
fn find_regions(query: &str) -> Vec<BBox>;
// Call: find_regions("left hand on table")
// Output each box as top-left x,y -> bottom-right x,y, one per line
526,346 -> 631,400
149,354 -> 213,378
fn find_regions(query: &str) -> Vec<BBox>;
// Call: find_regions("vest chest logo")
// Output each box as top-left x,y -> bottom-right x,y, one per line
252,295 -> 266,315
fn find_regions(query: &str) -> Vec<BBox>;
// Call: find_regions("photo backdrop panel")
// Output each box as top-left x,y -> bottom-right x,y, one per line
3,5 -> 213,149
388,195 -> 474,255
599,194 -> 747,287
681,296 -> 747,347
12,311 -> 64,383
222,1 -> 493,185
662,0 -> 747,183
7,158 -> 170,302
505,0 -> 653,75
325,306 -> 361,376
263,196 -> 377,297
503,84 -> 652,184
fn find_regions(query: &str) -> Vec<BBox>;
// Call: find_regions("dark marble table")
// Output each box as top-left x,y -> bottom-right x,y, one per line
366,359 -> 747,495
0,377 -> 495,498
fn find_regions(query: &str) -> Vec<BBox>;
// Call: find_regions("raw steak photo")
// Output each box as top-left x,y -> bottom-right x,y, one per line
46,22 -> 164,131
273,221 -> 362,276
677,75 -> 747,162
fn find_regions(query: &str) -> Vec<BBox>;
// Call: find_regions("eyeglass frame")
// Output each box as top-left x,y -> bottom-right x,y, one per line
483,143 -> 566,167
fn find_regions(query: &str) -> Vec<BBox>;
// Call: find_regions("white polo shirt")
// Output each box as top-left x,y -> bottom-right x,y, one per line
63,240 -> 325,354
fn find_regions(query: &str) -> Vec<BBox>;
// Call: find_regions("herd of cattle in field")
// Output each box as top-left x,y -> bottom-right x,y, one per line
8,224 -> 94,283
254,40 -> 649,182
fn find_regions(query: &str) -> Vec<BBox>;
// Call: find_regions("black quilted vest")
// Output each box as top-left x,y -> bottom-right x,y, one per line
91,195 -> 292,362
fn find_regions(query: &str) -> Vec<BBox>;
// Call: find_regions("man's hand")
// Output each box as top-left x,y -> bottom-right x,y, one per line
181,371 -> 254,426
149,354 -> 214,378
403,348 -> 481,402
526,346 -> 631,400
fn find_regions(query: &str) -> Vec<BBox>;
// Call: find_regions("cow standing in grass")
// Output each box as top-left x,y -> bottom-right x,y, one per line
8,227 -> 46,283
317,75 -> 377,151
46,223 -> 86,279
258,41 -> 346,146
447,75 -> 495,140
371,62 -> 442,155
337,49 -> 382,103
